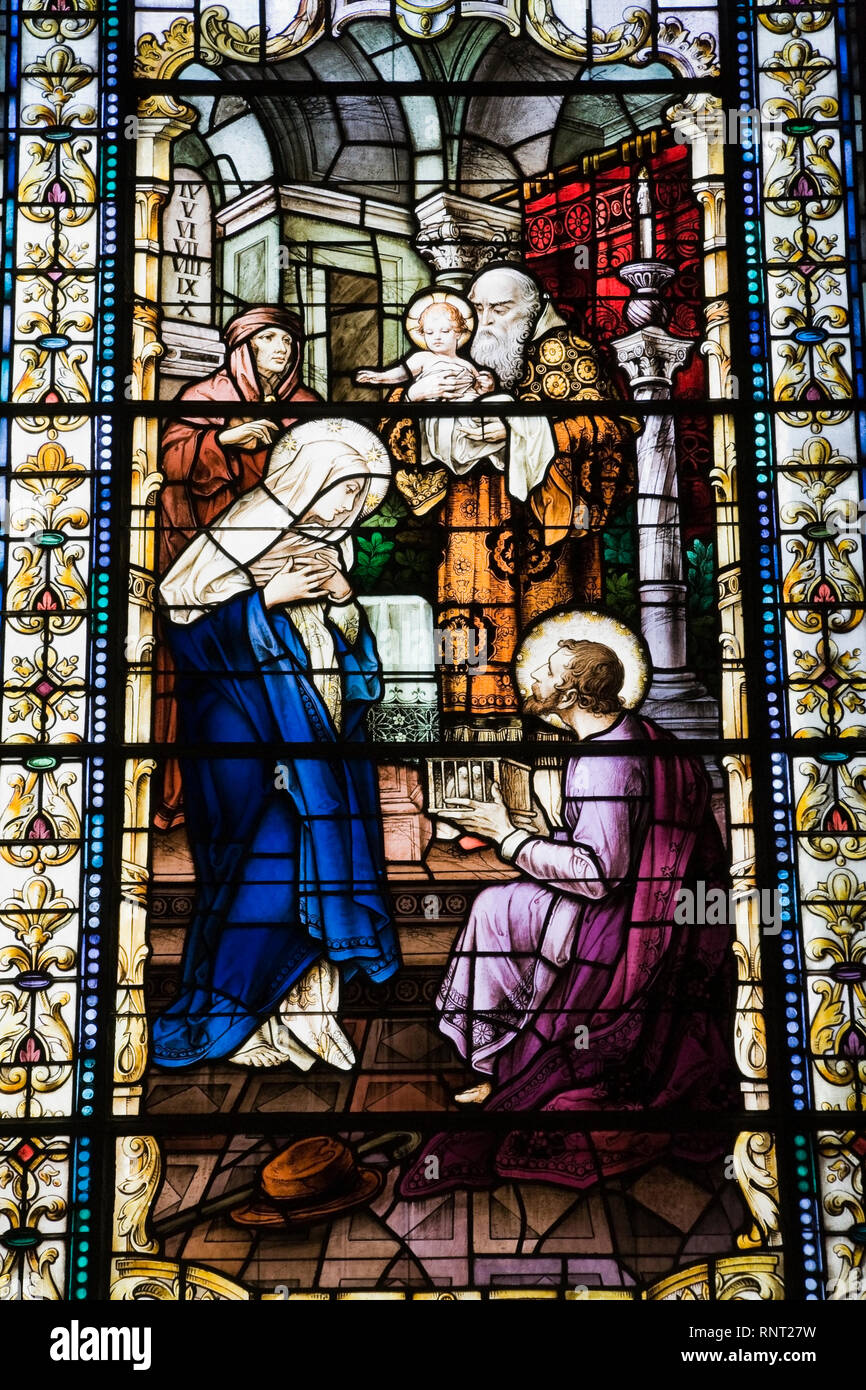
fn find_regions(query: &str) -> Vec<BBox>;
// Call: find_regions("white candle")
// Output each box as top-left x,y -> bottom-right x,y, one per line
637,167 -> 654,260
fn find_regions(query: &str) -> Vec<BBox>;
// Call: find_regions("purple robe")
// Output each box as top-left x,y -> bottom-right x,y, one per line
400,713 -> 737,1195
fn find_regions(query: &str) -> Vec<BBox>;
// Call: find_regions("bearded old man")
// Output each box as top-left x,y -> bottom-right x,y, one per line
383,266 -> 638,718
399,617 -> 736,1194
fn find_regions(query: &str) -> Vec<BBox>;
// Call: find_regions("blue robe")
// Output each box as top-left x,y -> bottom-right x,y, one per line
152,590 -> 399,1067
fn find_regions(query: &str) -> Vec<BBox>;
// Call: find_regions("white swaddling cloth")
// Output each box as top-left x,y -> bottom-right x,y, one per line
422,392 -> 555,502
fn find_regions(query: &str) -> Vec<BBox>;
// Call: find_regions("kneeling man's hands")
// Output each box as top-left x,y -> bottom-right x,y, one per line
441,782 -> 514,845
510,798 -> 549,836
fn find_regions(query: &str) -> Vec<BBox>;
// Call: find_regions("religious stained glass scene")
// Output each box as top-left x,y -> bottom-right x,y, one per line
1,0 -> 866,1313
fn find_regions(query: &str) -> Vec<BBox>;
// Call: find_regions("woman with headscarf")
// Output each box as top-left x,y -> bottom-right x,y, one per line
151,419 -> 400,1070
155,306 -> 321,829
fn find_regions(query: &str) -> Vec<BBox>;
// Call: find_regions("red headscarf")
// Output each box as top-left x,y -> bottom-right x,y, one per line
222,305 -> 305,402
155,304 -> 317,830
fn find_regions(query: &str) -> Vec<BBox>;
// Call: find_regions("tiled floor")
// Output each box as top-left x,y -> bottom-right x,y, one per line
145,1012 -> 473,1117
144,818 -> 747,1293
144,1006 -> 747,1293
146,824 -> 511,1119
153,1132 -> 747,1293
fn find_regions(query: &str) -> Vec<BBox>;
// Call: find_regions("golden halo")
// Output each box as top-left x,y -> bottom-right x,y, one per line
405,290 -> 474,349
268,419 -> 391,518
516,609 -> 650,727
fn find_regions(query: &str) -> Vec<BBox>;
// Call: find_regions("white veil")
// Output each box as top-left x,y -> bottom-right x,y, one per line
160,419 -> 391,625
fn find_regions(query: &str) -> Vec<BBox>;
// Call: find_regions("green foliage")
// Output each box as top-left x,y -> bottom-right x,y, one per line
393,545 -> 429,585
684,536 -> 718,697
602,530 -> 719,697
360,493 -> 408,530
604,569 -> 638,623
353,530 -> 394,584
688,612 -> 719,699
350,485 -> 438,601
602,506 -> 638,626
603,502 -> 636,567
686,537 -> 714,613
690,612 -> 717,649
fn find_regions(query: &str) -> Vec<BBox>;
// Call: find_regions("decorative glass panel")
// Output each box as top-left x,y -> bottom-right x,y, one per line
1,0 -> 864,1326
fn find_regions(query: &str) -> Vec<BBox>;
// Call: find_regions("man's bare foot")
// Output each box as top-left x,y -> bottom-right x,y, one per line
453,1082 -> 492,1105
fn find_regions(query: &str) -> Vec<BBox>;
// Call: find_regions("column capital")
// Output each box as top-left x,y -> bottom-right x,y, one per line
612,325 -> 693,392
414,191 -> 522,288
136,93 -> 198,136
133,96 -> 198,183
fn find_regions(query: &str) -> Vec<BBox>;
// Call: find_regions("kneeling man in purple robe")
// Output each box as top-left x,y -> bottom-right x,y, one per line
400,618 -> 737,1195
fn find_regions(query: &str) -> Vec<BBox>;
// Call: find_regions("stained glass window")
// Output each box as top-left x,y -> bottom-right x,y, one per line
2,0 -> 865,1341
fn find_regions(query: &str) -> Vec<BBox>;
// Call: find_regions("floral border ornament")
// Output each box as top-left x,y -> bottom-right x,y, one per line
133,1 -> 720,79
0,1137 -> 69,1300
0,0 -> 109,1295
751,0 -> 866,1296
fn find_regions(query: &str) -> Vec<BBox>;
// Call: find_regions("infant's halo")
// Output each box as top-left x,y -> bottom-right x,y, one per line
516,609 -> 651,728
405,289 -> 474,350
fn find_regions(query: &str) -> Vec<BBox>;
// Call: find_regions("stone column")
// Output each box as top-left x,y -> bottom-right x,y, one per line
612,269 -> 719,737
414,190 -> 522,288
668,94 -> 778,1247
117,96 -> 196,1120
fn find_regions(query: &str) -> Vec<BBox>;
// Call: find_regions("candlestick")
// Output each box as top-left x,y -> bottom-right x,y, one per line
637,166 -> 654,260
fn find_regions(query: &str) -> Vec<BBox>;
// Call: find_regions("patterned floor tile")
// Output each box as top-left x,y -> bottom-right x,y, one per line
627,1163 -> 714,1233
362,1017 -> 460,1069
349,1075 -> 455,1112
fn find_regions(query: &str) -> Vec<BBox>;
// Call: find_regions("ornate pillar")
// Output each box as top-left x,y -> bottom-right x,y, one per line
115,101 -> 195,1112
612,272 -> 719,738
414,190 -> 522,288
667,94 -> 778,1251
110,91 -> 198,1292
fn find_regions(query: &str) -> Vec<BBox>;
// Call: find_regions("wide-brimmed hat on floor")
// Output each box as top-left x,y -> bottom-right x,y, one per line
230,1136 -> 384,1229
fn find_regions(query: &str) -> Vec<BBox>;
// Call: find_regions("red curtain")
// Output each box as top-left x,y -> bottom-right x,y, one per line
524,142 -> 712,540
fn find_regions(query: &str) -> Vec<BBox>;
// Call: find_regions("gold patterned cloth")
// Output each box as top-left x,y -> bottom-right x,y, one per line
383,322 -> 638,716
520,326 -> 639,548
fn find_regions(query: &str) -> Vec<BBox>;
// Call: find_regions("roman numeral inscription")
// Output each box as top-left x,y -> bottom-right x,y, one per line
161,172 -> 213,322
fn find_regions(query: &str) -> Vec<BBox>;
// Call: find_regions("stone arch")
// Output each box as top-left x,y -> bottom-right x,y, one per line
458,32 -> 573,195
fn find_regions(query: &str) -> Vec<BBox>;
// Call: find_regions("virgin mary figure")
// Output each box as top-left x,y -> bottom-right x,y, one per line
152,419 -> 399,1070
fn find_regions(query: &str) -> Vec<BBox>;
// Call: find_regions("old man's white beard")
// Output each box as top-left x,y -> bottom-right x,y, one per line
472,314 -> 535,389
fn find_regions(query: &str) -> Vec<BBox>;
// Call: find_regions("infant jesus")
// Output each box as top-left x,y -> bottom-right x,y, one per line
355,288 -> 553,524
355,292 -> 496,400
